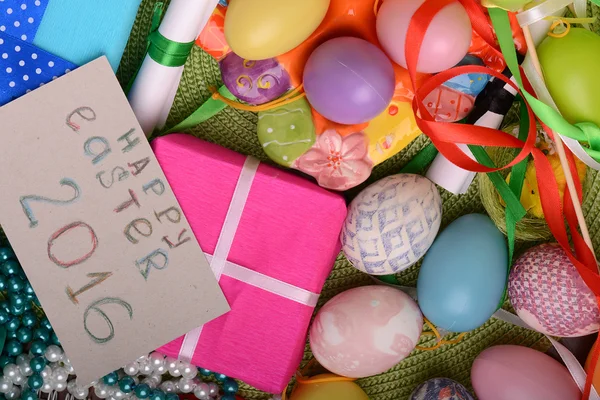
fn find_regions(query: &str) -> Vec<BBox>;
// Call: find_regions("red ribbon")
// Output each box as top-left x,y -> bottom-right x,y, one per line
406,1 -> 600,398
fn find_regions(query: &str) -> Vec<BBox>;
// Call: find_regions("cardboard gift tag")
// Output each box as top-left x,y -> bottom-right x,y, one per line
0,57 -> 229,384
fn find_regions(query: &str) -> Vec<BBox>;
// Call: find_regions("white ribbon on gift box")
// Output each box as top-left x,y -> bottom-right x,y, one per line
373,278 -> 600,399
177,157 -> 320,363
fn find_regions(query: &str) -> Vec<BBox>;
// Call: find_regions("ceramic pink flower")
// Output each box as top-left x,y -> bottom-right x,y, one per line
295,129 -> 373,190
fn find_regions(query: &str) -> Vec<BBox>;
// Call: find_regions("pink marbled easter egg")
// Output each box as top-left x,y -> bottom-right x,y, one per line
310,286 -> 422,378
508,243 -> 600,337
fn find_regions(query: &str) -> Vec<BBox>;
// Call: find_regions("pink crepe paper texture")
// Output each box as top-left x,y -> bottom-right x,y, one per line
152,134 -> 347,393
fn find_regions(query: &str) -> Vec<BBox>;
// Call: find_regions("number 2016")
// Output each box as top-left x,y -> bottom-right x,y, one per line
20,178 -> 132,344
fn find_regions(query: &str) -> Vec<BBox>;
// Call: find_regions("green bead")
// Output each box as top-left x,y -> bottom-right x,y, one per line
221,395 -> 236,400
33,327 -> 51,342
135,383 -> 151,399
0,309 -> 10,325
51,332 -> 60,345
9,294 -> 26,309
40,318 -> 52,331
23,282 -> 35,296
150,390 -> 166,400
9,303 -> 25,316
0,356 -> 14,368
5,339 -> 22,356
7,277 -> 24,294
28,373 -> 44,389
119,376 -> 135,393
1,260 -> 19,276
16,327 -> 33,343
103,371 -> 118,386
30,356 -> 46,372
6,331 -> 17,340
21,312 -> 37,328
0,248 -> 15,262
6,318 -> 20,332
223,379 -> 238,393
29,340 -> 46,356
0,301 -> 9,313
0,276 -> 6,292
215,373 -> 228,382
165,394 -> 179,400
199,368 -> 212,376
21,388 -> 38,400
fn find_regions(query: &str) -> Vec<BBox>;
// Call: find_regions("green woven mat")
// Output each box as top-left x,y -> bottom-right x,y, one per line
0,2 -> 598,399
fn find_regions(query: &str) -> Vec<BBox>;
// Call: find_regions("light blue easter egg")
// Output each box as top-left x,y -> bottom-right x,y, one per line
417,214 -> 508,332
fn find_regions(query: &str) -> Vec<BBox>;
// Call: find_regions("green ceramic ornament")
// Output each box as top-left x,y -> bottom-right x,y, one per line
538,28 -> 600,127
481,0 -> 531,11
257,97 -> 316,167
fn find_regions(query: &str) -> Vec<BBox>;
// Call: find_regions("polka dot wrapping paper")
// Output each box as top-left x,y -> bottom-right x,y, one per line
0,31 -> 75,105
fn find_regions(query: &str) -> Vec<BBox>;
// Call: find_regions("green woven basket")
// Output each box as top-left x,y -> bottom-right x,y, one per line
1,2 -> 599,399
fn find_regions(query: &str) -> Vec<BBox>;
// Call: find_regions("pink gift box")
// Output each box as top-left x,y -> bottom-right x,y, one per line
152,134 -> 347,393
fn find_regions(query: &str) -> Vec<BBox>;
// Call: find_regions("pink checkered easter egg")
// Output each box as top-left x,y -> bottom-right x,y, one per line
508,243 -> 600,337
309,286 -> 422,378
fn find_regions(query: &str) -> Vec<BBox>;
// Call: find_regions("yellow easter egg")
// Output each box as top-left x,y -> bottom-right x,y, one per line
290,374 -> 369,400
225,0 -> 330,60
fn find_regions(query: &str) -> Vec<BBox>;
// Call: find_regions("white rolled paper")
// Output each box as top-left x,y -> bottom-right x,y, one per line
129,0 -> 221,135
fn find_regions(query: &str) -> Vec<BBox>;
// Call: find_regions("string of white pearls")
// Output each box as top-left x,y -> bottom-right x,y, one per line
0,344 -> 75,399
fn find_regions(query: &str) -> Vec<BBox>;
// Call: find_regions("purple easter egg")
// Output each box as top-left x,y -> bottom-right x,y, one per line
508,243 -> 600,337
220,52 -> 291,105
303,37 -> 395,125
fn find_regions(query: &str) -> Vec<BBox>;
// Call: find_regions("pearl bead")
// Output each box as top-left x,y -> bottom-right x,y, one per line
52,366 -> 68,382
194,383 -> 210,400
208,382 -> 219,397
111,388 -> 129,399
40,365 -> 52,379
150,373 -> 163,385
45,345 -> 63,363
137,354 -> 149,363
68,379 -> 77,393
179,378 -> 195,393
4,386 -> 20,400
123,362 -> 140,376
154,364 -> 167,374
149,352 -> 165,369
10,373 -> 24,386
95,382 -> 110,399
160,380 -> 176,393
181,363 -> 198,379
17,361 -> 32,376
3,363 -> 20,380
142,376 -> 158,389
167,361 -> 182,377
165,357 -> 178,371
53,380 -> 67,391
0,376 -> 13,393
40,381 -> 54,393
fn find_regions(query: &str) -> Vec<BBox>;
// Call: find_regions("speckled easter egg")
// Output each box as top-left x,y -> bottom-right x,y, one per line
220,52 -> 291,105
257,97 -> 316,166
310,286 -> 423,378
508,243 -> 600,337
410,378 -> 474,400
341,174 -> 442,275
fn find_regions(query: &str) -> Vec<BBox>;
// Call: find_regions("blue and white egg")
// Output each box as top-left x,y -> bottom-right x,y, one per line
341,174 -> 442,275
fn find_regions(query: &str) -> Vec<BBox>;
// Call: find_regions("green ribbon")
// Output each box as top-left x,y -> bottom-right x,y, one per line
163,86 -> 236,134
489,7 -> 600,163
398,143 -> 439,174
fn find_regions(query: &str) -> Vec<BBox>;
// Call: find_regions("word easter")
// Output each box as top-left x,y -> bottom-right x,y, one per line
0,57 -> 228,384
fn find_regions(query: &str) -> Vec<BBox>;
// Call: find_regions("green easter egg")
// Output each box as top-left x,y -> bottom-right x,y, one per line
257,97 -> 316,167
538,28 -> 600,127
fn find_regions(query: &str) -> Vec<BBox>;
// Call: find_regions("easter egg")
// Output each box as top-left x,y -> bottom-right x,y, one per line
224,0 -> 330,60
341,174 -> 442,275
257,97 -> 316,166
472,345 -> 580,400
417,214 -> 508,332
508,243 -> 600,337
410,378 -> 474,400
220,53 -> 291,105
376,0 -> 472,73
538,28 -> 600,127
584,343 -> 600,391
310,286 -> 422,378
290,374 -> 369,400
303,37 -> 395,125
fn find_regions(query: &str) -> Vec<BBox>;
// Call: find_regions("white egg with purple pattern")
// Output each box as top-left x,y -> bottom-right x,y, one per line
341,174 -> 442,275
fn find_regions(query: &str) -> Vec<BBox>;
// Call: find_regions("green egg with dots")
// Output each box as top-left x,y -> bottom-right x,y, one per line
257,97 -> 316,167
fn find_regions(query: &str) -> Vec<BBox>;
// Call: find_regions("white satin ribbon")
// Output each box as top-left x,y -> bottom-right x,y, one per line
177,157 -> 320,363
517,0 -> 572,26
